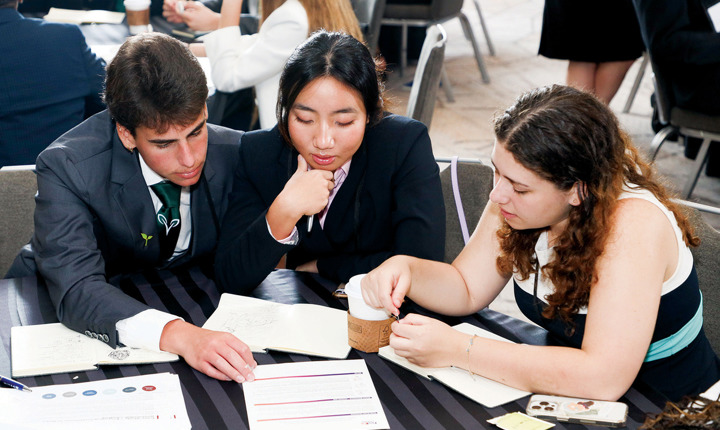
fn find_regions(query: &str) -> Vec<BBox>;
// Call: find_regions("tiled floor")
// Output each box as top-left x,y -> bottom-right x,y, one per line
380,0 -> 720,320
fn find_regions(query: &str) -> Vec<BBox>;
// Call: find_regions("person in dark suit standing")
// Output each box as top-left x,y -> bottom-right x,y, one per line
215,30 -> 445,293
0,0 -> 106,167
6,33 -> 257,383
633,0 -> 720,176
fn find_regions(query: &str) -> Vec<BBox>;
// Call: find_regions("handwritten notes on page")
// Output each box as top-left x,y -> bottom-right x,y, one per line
203,293 -> 351,359
11,323 -> 178,377
243,359 -> 389,430
0,373 -> 190,430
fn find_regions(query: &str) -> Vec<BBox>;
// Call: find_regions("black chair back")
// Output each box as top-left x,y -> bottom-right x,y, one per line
352,0 -> 387,54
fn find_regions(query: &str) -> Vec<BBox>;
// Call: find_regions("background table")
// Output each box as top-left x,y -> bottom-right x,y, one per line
0,267 -> 664,429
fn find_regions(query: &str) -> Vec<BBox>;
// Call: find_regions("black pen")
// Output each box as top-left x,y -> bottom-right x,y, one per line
0,375 -> 32,392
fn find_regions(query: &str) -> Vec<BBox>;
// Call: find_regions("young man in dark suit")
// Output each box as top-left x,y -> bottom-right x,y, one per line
0,0 -> 106,167
6,33 -> 257,383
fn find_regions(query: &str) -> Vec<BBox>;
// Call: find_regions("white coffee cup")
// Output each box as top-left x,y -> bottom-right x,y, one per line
345,274 -> 391,321
124,0 -> 151,35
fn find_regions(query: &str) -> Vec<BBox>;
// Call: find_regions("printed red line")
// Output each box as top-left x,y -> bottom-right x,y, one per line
255,396 -> 371,406
258,412 -> 377,422
253,371 -> 361,381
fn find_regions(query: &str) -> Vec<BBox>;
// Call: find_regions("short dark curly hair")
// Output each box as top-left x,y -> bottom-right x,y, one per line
104,32 -> 208,135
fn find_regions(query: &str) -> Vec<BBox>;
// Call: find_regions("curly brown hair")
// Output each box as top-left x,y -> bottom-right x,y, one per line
494,85 -> 699,325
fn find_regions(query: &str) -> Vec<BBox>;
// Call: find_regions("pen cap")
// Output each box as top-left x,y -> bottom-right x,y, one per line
345,274 -> 391,321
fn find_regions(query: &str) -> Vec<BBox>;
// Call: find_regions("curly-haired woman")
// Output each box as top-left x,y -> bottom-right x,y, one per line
361,85 -> 720,402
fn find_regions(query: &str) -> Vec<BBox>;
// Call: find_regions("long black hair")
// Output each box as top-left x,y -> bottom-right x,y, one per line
276,30 -> 385,145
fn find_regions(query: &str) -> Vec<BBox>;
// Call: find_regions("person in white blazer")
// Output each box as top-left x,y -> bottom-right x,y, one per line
191,0 -> 363,130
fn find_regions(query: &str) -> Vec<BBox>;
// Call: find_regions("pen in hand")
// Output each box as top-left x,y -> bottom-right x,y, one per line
306,160 -> 314,233
0,375 -> 32,392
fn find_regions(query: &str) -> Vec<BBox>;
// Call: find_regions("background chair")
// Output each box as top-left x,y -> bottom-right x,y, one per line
622,52 -> 649,113
406,24 -> 447,128
352,0 -> 387,55
382,0 -> 491,84
677,200 -> 720,354
437,157 -> 493,263
471,0 -> 495,56
647,55 -> 720,199
0,165 -> 37,276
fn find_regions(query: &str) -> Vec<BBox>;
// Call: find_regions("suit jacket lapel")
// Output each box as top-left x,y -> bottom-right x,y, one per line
322,142 -> 368,240
109,130 -> 162,261
278,141 -> 296,185
186,161 -> 218,261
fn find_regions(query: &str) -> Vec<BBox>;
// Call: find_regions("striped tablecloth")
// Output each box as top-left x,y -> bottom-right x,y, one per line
0,267 -> 663,429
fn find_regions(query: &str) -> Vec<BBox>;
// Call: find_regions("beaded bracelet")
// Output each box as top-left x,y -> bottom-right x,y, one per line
466,334 -> 478,380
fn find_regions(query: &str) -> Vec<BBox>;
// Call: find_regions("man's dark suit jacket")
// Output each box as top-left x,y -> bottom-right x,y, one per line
6,110 -> 243,347
215,113 -> 445,293
0,8 -> 106,167
633,0 -> 720,114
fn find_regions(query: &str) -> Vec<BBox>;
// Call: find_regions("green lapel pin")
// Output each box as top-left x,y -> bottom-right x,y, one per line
141,233 -> 153,247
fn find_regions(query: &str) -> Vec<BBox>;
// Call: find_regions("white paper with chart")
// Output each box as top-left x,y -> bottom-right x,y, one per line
242,359 -> 389,430
0,372 -> 190,429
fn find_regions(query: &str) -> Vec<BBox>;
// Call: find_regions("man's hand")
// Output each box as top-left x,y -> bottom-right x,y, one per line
160,319 -> 257,382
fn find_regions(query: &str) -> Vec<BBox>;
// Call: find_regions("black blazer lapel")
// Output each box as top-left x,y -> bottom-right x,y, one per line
110,132 -> 162,262
187,165 -> 220,261
321,142 -> 368,244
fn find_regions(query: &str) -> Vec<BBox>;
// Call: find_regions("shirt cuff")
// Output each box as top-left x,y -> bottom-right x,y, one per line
116,309 -> 183,352
266,217 -> 299,245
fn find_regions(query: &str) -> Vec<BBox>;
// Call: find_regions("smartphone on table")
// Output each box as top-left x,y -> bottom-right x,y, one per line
526,394 -> 628,427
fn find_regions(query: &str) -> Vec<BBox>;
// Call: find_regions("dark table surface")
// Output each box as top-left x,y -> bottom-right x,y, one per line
0,266 -> 664,429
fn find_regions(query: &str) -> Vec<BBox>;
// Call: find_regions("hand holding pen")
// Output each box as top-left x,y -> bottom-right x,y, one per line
266,155 -> 332,240
0,375 -> 32,392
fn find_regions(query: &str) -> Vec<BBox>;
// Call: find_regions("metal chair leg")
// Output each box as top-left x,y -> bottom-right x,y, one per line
399,22 -> 408,77
458,12 -> 490,84
622,53 -> 649,113
682,137 -> 711,199
440,65 -> 455,103
649,126 -> 675,161
473,0 -> 495,56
